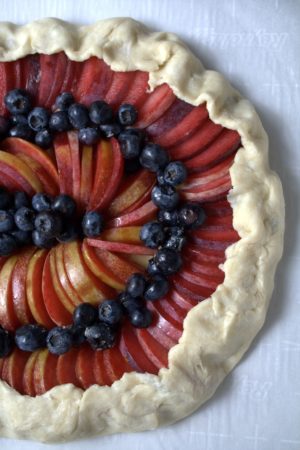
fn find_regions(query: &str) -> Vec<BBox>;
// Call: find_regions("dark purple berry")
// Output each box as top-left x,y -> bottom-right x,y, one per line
117,104 -> 138,126
89,101 -> 113,125
35,129 -> 53,148
32,193 -> 52,212
151,185 -> 179,211
85,323 -> 116,350
144,275 -> 169,301
73,303 -> 98,327
155,248 -> 182,275
139,143 -> 169,172
15,324 -> 47,352
99,300 -> 123,325
78,127 -> 100,145
4,89 -> 31,114
140,221 -> 166,248
14,207 -> 35,231
82,211 -> 104,237
28,107 -> 49,131
34,211 -> 63,238
163,161 -> 187,186
49,111 -> 71,132
126,273 -> 146,298
47,327 -> 73,355
68,103 -> 89,129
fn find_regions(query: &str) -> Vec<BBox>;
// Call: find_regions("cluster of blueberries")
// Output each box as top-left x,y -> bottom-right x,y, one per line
0,188 -> 105,255
0,88 -> 138,148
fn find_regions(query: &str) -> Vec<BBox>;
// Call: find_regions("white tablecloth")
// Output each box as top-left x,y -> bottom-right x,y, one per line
0,1 -> 299,449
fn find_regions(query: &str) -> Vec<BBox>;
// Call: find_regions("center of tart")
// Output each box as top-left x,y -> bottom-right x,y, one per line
0,53 -> 241,395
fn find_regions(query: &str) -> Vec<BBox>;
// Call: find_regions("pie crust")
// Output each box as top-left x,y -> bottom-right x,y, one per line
0,18 -> 284,442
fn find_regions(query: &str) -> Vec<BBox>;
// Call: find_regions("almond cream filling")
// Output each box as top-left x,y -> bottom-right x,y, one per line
0,18 -> 284,443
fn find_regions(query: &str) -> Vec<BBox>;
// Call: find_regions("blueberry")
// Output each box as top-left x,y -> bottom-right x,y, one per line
178,203 -> 206,229
0,326 -> 14,357
151,185 -> 179,211
0,210 -> 14,232
146,258 -> 161,276
98,300 -> 123,325
52,194 -> 76,217
157,209 -> 178,226
10,229 -> 32,245
144,274 -> 169,301
140,221 -> 166,248
28,107 -> 49,131
163,161 -> 187,186
68,103 -> 89,129
89,101 -> 114,125
82,211 -> 104,237
11,114 -> 28,126
57,223 -> 79,243
0,234 -> 17,256
126,273 -> 146,298
32,229 -> 56,249
118,291 -> 143,312
32,193 -> 52,212
117,104 -> 138,126
47,326 -> 74,355
14,191 -> 29,209
70,325 -> 86,346
0,115 -> 10,135
165,226 -> 186,251
155,248 -> 182,275
78,127 -> 100,145
9,124 -> 33,140
124,157 -> 142,174
14,207 -> 35,231
15,324 -> 47,352
128,307 -> 152,328
0,188 -> 11,209
34,211 -> 63,238
73,303 -> 98,327
118,129 -> 143,159
35,129 -> 53,148
49,111 -> 71,132
156,170 -> 166,186
99,123 -> 122,138
53,92 -> 74,111
139,144 -> 169,172
4,89 -> 31,114
85,323 -> 116,350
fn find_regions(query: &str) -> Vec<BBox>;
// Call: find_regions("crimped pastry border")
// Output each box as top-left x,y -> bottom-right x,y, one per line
0,18 -> 284,442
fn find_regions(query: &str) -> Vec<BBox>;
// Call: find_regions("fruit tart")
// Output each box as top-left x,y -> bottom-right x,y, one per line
0,18 -> 284,442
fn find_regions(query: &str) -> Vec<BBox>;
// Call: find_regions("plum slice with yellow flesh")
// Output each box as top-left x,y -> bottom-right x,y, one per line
11,247 -> 36,324
26,249 -> 55,328
33,349 -> 59,395
75,57 -> 113,105
1,348 -> 30,394
0,255 -> 21,331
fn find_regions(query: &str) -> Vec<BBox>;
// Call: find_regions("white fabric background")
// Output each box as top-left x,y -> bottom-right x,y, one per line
0,1 -> 299,449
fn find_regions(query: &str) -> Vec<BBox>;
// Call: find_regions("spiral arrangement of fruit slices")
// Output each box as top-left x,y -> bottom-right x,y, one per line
0,53 -> 241,395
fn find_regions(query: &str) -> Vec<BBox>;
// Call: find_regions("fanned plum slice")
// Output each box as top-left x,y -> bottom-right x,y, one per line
67,131 -> 81,207
107,201 -> 157,228
57,347 -> 81,387
23,351 -> 39,396
54,133 -> 73,197
0,255 -> 21,331
49,249 -> 77,313
21,54 -> 40,102
0,62 -> 15,115
54,244 -> 82,306
61,59 -> 83,93
119,322 -> 157,374
103,345 -> 134,385
33,349 -> 58,395
94,350 -> 111,386
135,328 -> 169,369
42,252 -> 72,325
11,247 -> 36,324
1,349 -> 30,394
75,57 -> 113,105
45,52 -> 69,108
38,54 -> 60,107
121,71 -> 149,107
80,145 -> 94,209
104,71 -> 136,109
89,138 -> 124,212
76,344 -> 96,388
26,249 -> 55,328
